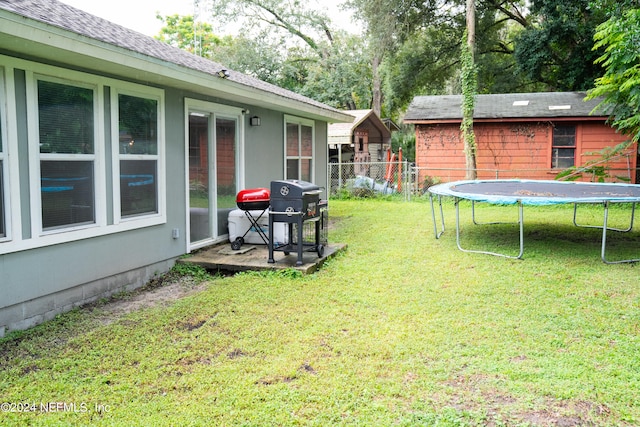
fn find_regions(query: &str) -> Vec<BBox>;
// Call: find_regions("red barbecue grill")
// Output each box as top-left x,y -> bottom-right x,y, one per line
231,188 -> 270,250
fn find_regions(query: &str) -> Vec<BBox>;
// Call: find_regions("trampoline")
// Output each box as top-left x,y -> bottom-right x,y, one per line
428,179 -> 640,264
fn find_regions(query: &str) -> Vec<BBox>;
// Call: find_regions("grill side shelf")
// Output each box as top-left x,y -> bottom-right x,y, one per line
268,211 -> 305,216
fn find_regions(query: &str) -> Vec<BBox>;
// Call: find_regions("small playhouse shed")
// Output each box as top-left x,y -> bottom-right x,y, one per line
328,109 -> 394,165
404,92 -> 637,185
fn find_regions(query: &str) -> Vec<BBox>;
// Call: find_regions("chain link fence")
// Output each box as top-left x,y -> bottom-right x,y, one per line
328,162 -> 640,200
328,161 -> 416,200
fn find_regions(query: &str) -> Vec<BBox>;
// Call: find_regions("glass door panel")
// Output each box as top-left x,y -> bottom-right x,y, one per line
215,117 -> 237,236
188,113 -> 210,243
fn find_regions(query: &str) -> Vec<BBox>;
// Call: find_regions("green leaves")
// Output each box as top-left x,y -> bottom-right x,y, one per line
555,140 -> 634,182
588,8 -> 640,143
461,27 -> 478,179
513,0 -> 607,91
155,14 -> 221,57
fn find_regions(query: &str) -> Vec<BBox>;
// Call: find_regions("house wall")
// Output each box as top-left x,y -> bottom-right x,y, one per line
0,58 -> 332,337
242,108 -> 328,197
415,121 -> 634,185
0,83 -> 188,336
315,121 -> 329,196
244,109 -> 284,189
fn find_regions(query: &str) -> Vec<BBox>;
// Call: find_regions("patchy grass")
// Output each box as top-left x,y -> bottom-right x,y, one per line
1,199 -> 640,426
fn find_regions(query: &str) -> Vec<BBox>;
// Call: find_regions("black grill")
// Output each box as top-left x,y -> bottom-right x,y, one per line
268,180 -> 325,266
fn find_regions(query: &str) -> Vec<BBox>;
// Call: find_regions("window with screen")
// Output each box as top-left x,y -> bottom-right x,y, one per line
117,93 -> 159,218
0,68 -> 5,239
0,59 -> 170,255
551,125 -> 576,169
285,116 -> 314,181
0,96 -> 4,239
38,79 -> 96,230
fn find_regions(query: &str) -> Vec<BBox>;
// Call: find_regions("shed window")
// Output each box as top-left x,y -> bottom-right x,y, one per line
551,125 -> 576,169
285,116 -> 314,181
38,79 -> 96,230
117,94 -> 159,217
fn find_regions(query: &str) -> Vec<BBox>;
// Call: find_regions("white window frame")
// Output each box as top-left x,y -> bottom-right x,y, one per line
0,55 -> 167,256
0,63 -> 21,249
27,71 -> 106,237
0,66 -> 11,243
284,115 -> 315,181
111,85 -> 166,225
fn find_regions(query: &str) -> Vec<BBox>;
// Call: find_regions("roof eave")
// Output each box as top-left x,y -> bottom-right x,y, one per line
0,11 -> 354,123
350,110 -> 392,137
404,116 -> 608,124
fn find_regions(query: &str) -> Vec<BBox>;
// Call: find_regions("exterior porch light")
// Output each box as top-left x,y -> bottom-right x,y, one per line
250,116 -> 261,126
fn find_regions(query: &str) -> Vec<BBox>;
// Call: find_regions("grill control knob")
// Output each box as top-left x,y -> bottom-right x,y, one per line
285,206 -> 294,216
280,186 -> 290,196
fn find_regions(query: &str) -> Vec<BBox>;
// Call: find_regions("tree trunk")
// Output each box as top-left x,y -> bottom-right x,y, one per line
466,0 -> 475,56
372,54 -> 382,116
463,0 -> 477,180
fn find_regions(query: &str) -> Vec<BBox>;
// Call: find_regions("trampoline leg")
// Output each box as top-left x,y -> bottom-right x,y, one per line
601,201 -> 640,264
574,202 -> 636,232
456,199 -> 524,260
517,202 -> 524,259
430,193 -> 445,239
471,200 -> 518,226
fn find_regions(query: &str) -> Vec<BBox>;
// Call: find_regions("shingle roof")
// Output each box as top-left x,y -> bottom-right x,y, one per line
329,110 -> 374,138
404,92 -> 607,122
0,0 -> 349,118
328,109 -> 392,144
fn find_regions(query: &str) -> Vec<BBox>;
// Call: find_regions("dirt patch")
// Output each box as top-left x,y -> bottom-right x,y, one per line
91,276 -> 207,326
0,277 -> 202,369
443,373 -> 616,426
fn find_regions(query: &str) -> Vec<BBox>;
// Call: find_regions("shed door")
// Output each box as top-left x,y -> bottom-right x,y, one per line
187,104 -> 243,250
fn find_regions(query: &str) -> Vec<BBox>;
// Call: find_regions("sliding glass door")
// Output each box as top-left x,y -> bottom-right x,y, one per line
187,102 -> 243,249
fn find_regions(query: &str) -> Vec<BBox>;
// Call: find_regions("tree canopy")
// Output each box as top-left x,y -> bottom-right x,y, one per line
588,7 -> 640,143
156,14 -> 221,57
163,0 -> 374,111
513,0 -> 609,91
154,0 -> 637,123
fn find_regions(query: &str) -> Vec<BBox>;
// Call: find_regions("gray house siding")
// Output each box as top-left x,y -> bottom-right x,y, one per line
0,78 -> 189,335
242,109 -> 330,194
0,0 -> 351,337
315,122 -> 329,192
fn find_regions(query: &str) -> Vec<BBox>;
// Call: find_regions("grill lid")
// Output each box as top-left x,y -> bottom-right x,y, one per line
270,180 -> 320,199
236,188 -> 270,210
236,188 -> 270,204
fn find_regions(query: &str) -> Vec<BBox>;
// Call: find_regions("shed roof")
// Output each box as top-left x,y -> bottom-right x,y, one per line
328,109 -> 391,145
404,92 -> 608,123
0,0 -> 353,123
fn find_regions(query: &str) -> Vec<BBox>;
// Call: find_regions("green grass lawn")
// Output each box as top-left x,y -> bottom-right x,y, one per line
1,198 -> 640,426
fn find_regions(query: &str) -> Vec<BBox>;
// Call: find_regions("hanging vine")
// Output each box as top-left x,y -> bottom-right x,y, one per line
460,29 -> 478,178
